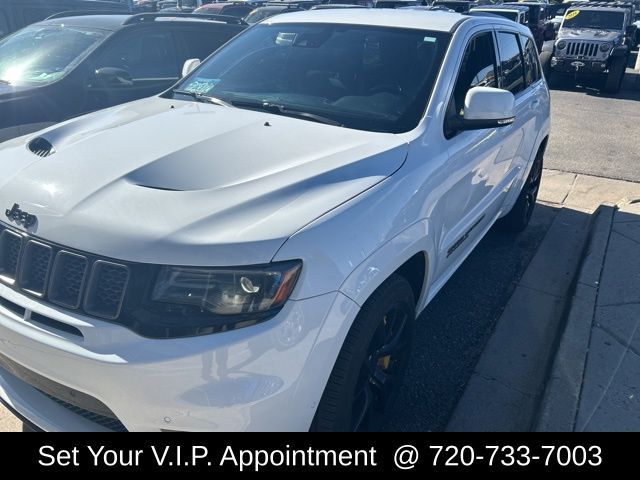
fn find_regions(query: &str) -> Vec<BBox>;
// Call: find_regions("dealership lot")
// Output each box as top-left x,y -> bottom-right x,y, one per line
2,58 -> 639,431
1,3 -> 639,432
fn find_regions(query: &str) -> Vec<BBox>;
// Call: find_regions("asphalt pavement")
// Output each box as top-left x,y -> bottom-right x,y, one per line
545,52 -> 640,183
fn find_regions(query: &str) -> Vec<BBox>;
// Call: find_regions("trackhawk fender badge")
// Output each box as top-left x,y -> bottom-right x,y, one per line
5,203 -> 38,228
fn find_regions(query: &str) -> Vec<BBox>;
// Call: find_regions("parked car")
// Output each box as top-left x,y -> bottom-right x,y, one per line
245,4 -> 304,23
194,1 -> 257,16
0,9 -> 549,432
545,2 -> 637,93
470,4 -> 530,26
431,1 -> 471,14
504,2 -> 556,50
0,0 -> 132,40
375,0 -> 421,8
0,13 -> 246,143
311,4 -> 369,9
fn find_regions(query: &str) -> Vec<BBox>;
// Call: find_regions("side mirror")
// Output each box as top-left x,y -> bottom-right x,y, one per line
182,58 -> 201,77
92,67 -> 133,87
450,87 -> 516,132
625,25 -> 637,38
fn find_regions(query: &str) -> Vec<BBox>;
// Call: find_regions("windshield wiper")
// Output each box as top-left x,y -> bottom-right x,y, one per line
230,99 -> 343,127
0,79 -> 10,85
172,89 -> 232,107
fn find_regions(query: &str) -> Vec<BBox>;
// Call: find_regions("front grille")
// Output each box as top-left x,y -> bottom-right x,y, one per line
0,223 -> 129,320
0,229 -> 22,283
19,241 -> 53,295
565,41 -> 600,59
42,393 -> 128,432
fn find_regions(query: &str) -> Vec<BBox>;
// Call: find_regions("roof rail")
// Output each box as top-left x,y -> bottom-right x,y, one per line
574,1 -> 634,7
122,13 -> 248,25
46,10 -> 130,20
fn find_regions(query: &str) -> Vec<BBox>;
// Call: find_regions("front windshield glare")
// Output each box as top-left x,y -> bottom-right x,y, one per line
175,23 -> 450,133
0,25 -> 107,86
562,10 -> 625,30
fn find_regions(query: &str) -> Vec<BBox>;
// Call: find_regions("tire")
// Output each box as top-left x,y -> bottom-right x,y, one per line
603,55 -> 627,94
498,147 -> 544,233
313,274 -> 416,432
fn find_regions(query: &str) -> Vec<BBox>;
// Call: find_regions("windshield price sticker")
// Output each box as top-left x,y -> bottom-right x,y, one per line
566,10 -> 580,20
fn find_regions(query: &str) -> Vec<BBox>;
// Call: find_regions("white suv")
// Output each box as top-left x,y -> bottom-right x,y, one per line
0,10 -> 550,431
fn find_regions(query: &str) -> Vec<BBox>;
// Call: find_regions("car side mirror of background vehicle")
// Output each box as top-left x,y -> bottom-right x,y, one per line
449,87 -> 516,132
182,58 -> 201,78
92,67 -> 133,87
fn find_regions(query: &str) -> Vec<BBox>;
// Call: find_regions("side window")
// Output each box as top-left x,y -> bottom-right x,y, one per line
449,32 -> 498,118
496,32 -> 525,94
520,35 -> 541,87
93,29 -> 179,80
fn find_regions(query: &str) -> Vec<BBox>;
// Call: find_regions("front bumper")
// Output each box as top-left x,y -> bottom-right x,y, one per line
550,56 -> 609,74
0,283 -> 360,431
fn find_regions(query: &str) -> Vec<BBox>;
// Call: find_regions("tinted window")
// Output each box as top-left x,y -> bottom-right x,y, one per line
520,34 -> 540,86
94,29 -> 179,79
221,6 -> 253,17
0,25 -> 107,86
176,23 -> 451,133
497,31 -> 525,94
450,31 -> 497,118
177,28 -> 239,64
0,11 -> 9,39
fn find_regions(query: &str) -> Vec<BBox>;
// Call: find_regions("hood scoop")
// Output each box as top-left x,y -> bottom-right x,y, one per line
28,137 -> 55,157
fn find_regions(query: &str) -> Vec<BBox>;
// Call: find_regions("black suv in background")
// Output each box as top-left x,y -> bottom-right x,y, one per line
0,0 -> 133,39
0,13 -> 246,142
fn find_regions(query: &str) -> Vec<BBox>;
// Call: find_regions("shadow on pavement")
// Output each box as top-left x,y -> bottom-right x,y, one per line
385,202 -> 565,431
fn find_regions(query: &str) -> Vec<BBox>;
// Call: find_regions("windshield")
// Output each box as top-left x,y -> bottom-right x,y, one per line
173,23 -> 450,133
0,25 -> 108,86
562,9 -> 625,30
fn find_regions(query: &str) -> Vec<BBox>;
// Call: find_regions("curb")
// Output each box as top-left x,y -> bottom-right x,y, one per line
534,203 -> 616,432
447,206 -> 594,432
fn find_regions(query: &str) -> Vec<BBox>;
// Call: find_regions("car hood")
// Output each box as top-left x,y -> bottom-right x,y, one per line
0,97 -> 408,266
558,28 -> 621,42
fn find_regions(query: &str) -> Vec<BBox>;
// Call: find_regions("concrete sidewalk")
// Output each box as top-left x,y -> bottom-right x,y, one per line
450,170 -> 640,432
575,200 -> 640,431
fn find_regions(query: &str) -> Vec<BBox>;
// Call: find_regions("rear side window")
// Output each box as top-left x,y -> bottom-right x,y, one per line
177,28 -> 239,63
496,31 -> 525,94
520,34 -> 540,87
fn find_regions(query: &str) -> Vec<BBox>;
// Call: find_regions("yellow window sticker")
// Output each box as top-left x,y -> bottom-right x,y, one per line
565,10 -> 580,20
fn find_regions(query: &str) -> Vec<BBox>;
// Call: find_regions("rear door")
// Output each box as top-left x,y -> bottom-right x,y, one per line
495,30 -> 540,199
84,26 -> 181,111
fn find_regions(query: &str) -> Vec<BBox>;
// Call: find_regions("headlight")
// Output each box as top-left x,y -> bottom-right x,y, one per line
556,40 -> 567,49
152,260 -> 302,316
600,43 -> 612,52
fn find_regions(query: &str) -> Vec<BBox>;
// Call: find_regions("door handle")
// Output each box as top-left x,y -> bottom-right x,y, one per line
530,99 -> 541,109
